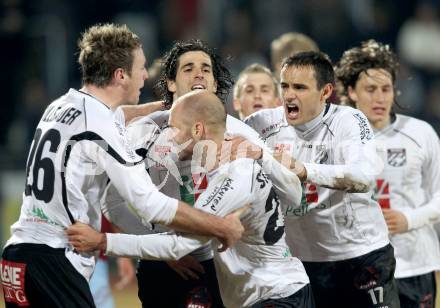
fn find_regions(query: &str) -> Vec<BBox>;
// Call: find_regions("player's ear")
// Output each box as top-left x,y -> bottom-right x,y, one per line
113,68 -> 125,84
320,83 -> 333,102
167,79 -> 177,93
192,122 -> 204,140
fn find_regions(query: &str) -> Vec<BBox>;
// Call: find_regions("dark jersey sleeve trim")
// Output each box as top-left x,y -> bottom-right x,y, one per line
61,131 -> 144,224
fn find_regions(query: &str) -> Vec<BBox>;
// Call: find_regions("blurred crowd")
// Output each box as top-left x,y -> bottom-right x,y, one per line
1,0 -> 439,169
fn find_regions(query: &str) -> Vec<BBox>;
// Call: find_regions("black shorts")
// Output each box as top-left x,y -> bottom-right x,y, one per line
252,284 -> 315,308
396,271 -> 436,308
1,243 -> 95,308
137,258 -> 223,308
302,244 -> 400,308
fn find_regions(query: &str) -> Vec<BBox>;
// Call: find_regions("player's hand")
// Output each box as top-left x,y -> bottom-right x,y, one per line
382,208 -> 409,234
66,222 -> 106,252
218,136 -> 262,165
166,255 -> 205,280
218,204 -> 251,252
115,257 -> 136,290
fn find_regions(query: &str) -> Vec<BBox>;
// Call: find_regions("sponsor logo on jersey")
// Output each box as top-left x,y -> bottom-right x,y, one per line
1,260 -> 29,306
24,207 -> 62,227
284,183 -> 327,217
353,113 -> 373,143
261,121 -> 283,136
200,178 -> 234,212
387,148 -> 406,167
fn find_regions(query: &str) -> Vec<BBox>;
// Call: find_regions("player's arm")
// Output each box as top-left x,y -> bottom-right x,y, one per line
118,101 -> 165,125
106,161 -> 244,248
223,137 -> 302,207
67,204 -> 249,259
300,110 -> 381,193
398,126 -> 440,231
245,110 -> 379,193
88,135 -> 244,250
224,118 -> 303,206
66,222 -> 209,260
101,182 -> 153,235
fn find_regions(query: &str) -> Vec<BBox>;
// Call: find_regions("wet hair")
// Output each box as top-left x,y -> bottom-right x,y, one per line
78,23 -> 141,87
335,39 -> 399,106
282,51 -> 335,89
233,63 -> 279,99
156,39 -> 233,107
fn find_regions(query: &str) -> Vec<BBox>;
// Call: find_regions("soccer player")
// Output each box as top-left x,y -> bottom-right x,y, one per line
244,51 -> 400,308
232,63 -> 281,120
67,90 -> 314,308
120,39 -> 302,308
0,24 -> 244,308
270,32 -> 319,79
336,39 -> 440,308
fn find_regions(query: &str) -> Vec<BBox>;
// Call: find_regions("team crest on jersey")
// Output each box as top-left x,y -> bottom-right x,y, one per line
314,145 -> 328,164
387,148 -> 406,167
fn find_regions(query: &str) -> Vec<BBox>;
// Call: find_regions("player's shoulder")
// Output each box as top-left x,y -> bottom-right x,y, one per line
195,158 -> 256,212
328,104 -> 371,128
214,158 -> 257,186
394,114 -> 439,144
395,114 -> 436,134
67,89 -> 113,117
226,114 -> 247,131
328,104 -> 365,122
144,110 -> 170,128
244,106 -> 285,137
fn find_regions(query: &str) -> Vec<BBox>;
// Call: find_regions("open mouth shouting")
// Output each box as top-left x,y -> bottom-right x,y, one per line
285,103 -> 300,120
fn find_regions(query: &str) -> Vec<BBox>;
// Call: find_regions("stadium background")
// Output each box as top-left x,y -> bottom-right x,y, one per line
0,0 -> 439,307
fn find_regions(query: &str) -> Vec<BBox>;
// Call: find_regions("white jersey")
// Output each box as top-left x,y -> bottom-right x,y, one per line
373,114 -> 440,278
124,111 -> 301,261
245,104 -> 389,262
105,158 -> 309,308
5,89 -> 178,280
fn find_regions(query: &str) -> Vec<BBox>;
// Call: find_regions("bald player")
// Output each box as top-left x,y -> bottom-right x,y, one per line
67,90 -> 313,308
